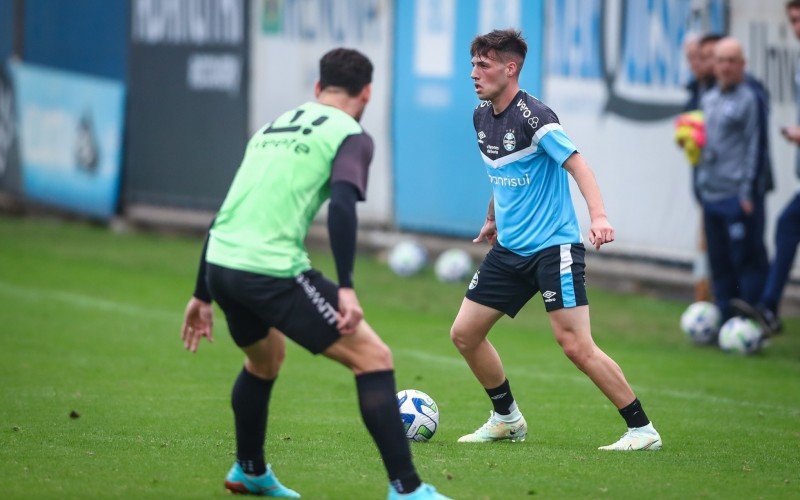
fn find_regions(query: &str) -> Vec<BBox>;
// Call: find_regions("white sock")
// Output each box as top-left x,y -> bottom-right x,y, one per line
494,403 -> 521,422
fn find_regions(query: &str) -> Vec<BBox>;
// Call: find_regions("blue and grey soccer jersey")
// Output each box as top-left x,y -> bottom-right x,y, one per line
467,90 -> 588,315
474,90 -> 581,255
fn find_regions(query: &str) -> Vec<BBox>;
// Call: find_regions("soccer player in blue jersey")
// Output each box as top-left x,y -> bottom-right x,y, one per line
450,29 -> 661,451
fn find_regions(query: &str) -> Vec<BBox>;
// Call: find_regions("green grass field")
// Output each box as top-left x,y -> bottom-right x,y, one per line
1,216 -> 799,499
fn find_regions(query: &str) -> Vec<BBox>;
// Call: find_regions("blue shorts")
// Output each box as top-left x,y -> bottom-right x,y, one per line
465,243 -> 588,317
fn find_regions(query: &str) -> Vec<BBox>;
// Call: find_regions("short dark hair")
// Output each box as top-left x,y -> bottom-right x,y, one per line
787,0 -> 800,10
699,33 -> 724,46
470,29 -> 527,72
319,48 -> 373,97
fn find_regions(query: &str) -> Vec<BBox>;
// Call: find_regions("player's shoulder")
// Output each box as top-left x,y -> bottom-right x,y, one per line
512,91 -> 561,128
473,99 -> 494,116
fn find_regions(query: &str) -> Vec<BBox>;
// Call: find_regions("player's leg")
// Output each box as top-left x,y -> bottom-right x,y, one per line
283,270 -> 447,499
734,193 -> 800,334
533,244 -> 659,451
730,196 -> 768,306
206,264 -> 299,497
547,306 -> 661,451
452,246 -> 535,443
703,200 -> 739,320
450,298 -> 527,442
324,321 -> 449,499
224,331 -> 300,497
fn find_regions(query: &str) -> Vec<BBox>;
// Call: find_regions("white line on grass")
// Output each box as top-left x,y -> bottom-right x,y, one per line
2,280 -> 796,415
0,281 -> 176,322
396,348 -> 800,414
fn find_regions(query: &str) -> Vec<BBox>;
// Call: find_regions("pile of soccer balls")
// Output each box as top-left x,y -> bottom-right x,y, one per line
679,301 -> 764,354
387,241 -> 473,283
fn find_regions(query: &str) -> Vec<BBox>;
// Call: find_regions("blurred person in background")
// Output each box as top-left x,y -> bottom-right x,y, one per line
697,38 -> 770,322
732,0 -> 800,335
685,34 -> 716,111
180,48 -> 449,500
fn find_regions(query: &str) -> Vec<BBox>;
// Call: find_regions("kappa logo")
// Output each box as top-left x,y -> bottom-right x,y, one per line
543,290 -> 557,303
469,271 -> 479,290
503,131 -> 516,151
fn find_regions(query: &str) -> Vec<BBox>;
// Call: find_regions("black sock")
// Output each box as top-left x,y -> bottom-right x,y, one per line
619,398 -> 650,428
486,379 -> 515,415
355,370 -> 421,494
231,367 -> 275,476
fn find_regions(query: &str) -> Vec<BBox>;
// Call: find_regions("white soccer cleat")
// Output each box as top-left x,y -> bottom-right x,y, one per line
598,422 -> 662,451
457,411 -> 527,443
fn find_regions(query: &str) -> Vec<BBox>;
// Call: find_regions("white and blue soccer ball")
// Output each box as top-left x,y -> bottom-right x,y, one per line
680,301 -> 721,345
396,389 -> 439,442
388,241 -> 428,277
718,316 -> 763,354
434,248 -> 473,283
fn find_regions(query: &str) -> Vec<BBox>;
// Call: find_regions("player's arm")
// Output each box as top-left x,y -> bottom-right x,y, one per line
738,96 -> 760,214
563,153 -> 614,250
328,133 -> 373,334
181,221 -> 215,352
473,196 -> 497,245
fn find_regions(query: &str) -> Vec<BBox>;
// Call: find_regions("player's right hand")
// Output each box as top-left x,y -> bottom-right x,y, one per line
181,297 -> 214,353
337,288 -> 363,335
473,218 -> 497,245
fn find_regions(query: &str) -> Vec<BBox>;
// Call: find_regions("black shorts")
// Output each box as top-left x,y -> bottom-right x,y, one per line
206,263 -> 341,353
465,243 -> 588,317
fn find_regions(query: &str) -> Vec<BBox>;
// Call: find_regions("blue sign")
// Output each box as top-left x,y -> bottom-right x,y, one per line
393,0 -> 544,236
12,62 -> 126,219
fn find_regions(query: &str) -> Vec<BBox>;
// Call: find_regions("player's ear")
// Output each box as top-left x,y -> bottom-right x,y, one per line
506,61 -> 518,79
314,80 -> 322,98
360,83 -> 372,104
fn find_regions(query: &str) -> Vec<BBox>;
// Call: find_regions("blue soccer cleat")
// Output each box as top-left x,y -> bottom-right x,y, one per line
224,462 -> 301,497
387,482 -> 452,500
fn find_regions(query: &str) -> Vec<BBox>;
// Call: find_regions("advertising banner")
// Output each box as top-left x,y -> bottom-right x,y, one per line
542,0 -> 727,260
393,0 -> 545,236
250,0 -> 393,223
12,62 -> 125,219
126,0 -> 249,210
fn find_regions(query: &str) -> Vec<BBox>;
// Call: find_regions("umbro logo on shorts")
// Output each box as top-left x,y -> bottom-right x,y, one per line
543,290 -> 557,303
469,272 -> 479,290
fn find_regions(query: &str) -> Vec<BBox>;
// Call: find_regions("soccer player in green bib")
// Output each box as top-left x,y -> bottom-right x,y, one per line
180,49 -> 449,500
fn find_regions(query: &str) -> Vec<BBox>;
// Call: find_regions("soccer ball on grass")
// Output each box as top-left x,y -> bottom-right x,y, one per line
718,316 -> 763,354
388,241 -> 428,277
396,389 -> 439,442
680,301 -> 721,345
434,248 -> 474,283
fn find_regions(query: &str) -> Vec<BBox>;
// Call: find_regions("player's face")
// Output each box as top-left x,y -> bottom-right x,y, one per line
699,42 -> 716,79
470,52 -> 510,102
714,47 -> 745,89
684,42 -> 703,78
788,7 -> 800,40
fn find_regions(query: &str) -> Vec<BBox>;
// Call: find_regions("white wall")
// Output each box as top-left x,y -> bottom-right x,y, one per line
249,0 -> 393,224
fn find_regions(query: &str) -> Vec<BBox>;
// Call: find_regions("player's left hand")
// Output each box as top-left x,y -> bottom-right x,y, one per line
781,125 -> 800,144
740,199 -> 753,215
589,216 -> 614,250
337,287 -> 363,335
181,297 -> 214,353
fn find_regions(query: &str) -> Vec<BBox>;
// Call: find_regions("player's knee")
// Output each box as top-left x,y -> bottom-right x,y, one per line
346,337 -> 393,374
557,335 -> 592,367
245,357 -> 282,380
450,323 -> 475,352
